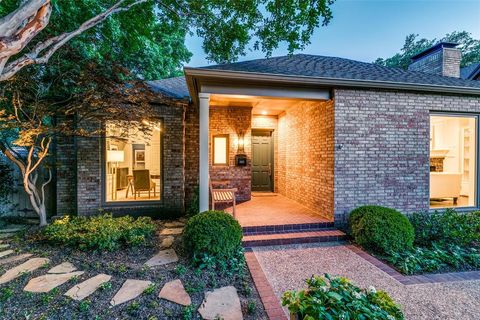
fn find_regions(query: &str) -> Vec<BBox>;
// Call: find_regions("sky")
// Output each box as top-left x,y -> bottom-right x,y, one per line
185,0 -> 480,67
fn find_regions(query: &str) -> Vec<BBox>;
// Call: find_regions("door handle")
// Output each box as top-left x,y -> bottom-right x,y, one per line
268,163 -> 272,176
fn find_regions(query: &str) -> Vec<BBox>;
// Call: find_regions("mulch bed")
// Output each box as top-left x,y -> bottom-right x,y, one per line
0,221 -> 267,320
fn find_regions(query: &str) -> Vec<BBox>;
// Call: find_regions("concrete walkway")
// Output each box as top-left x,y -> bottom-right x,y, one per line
252,243 -> 480,320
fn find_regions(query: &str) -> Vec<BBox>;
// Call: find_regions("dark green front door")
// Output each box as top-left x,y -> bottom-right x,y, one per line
252,131 -> 273,191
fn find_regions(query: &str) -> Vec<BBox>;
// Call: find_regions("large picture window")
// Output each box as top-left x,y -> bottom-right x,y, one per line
105,120 -> 162,202
430,114 -> 477,208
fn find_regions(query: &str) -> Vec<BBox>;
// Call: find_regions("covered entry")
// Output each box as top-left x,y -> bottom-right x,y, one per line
185,67 -> 335,224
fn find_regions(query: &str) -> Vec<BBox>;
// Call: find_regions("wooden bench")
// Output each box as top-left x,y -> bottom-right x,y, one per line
209,180 -> 237,218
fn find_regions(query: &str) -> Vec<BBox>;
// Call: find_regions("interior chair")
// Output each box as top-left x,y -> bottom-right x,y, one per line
133,169 -> 156,199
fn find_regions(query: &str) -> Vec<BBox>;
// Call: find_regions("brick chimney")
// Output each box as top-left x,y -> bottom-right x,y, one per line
408,42 -> 461,78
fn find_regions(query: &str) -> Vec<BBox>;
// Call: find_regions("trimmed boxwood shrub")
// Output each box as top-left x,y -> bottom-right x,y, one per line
409,209 -> 480,247
349,205 -> 414,254
282,274 -> 404,320
184,210 -> 242,261
43,214 -> 156,251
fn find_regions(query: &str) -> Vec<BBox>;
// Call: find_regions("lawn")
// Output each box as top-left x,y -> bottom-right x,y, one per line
0,215 -> 266,319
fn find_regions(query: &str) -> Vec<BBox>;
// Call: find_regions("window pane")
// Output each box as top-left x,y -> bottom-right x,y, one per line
213,136 -> 228,165
430,115 -> 476,208
105,121 -> 161,202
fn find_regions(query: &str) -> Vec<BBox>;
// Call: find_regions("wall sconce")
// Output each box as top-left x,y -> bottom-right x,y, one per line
237,132 -> 245,153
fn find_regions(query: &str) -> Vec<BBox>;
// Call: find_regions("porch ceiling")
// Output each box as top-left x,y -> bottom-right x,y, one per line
209,94 -> 319,115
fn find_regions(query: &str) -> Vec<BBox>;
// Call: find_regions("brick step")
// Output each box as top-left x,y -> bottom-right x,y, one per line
242,229 -> 346,247
242,221 -> 334,235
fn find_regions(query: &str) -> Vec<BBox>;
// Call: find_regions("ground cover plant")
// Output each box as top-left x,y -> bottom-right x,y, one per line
0,219 -> 265,319
43,214 -> 156,251
282,274 -> 404,320
349,207 -> 480,275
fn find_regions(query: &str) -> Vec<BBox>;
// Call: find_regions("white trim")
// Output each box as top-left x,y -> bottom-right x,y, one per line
199,93 -> 210,212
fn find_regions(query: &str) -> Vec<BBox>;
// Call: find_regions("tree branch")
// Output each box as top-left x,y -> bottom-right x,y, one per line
0,0 -> 149,81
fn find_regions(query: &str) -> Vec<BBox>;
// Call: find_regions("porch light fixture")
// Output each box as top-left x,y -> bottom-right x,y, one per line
261,110 -> 267,115
237,134 -> 245,153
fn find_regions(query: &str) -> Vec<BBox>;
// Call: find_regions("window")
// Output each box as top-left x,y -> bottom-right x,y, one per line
430,114 -> 477,208
105,120 -> 161,202
212,134 -> 229,165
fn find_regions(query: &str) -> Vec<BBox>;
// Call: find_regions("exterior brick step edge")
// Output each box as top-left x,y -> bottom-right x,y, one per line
242,229 -> 346,247
242,221 -> 334,235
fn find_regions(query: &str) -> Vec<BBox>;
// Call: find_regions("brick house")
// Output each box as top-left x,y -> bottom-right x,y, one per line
54,42 -> 480,228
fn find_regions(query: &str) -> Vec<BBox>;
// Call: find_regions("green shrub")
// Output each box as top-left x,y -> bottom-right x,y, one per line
386,242 -> 480,275
282,274 -> 404,320
349,205 -> 414,254
183,210 -> 243,269
409,210 -> 480,247
43,214 -> 156,251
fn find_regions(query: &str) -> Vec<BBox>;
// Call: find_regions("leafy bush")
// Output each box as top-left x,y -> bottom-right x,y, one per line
349,205 -> 414,254
183,210 -> 243,269
44,214 -> 156,251
282,274 -> 404,320
386,242 -> 480,275
409,210 -> 480,247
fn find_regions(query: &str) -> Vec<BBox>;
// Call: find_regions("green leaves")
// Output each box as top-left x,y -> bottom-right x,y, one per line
282,274 -> 404,320
43,214 -> 156,251
375,31 -> 480,69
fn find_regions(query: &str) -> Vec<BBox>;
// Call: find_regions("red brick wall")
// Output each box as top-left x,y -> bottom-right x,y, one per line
277,100 -> 335,220
209,106 -> 252,202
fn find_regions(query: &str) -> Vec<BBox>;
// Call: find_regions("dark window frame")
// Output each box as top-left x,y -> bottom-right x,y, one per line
101,119 -> 165,207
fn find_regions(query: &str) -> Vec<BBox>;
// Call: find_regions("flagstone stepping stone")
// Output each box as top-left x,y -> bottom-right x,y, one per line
24,271 -> 84,293
160,228 -> 183,235
0,253 -> 33,266
0,250 -> 13,258
0,244 -> 10,249
160,236 -> 175,249
64,273 -> 111,301
144,249 -> 178,267
0,258 -> 50,285
48,262 -> 76,274
159,279 -> 191,306
110,279 -> 152,307
164,221 -> 185,228
198,286 -> 243,320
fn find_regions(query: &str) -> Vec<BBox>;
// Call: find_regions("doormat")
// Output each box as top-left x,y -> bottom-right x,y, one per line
252,193 -> 278,197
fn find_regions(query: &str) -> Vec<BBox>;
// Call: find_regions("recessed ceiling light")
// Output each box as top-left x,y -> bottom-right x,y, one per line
261,110 -> 267,115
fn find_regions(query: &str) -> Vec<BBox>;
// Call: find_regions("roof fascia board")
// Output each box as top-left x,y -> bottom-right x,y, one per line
200,83 -> 330,100
184,68 -> 480,101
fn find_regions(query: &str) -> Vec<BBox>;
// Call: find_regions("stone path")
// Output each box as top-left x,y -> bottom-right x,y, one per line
0,249 -> 13,258
48,262 -> 77,274
0,244 -> 10,249
24,271 -> 85,293
160,227 -> 184,236
64,274 -> 112,301
144,249 -> 178,267
252,243 -> 480,320
159,279 -> 191,306
0,253 -> 33,266
198,286 -> 243,320
110,279 -> 153,307
0,257 -> 50,285
0,220 -> 247,319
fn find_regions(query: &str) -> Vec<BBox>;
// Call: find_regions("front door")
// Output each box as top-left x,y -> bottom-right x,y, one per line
252,131 -> 273,191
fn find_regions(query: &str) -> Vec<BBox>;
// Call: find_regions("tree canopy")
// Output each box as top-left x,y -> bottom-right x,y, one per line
374,31 -> 480,70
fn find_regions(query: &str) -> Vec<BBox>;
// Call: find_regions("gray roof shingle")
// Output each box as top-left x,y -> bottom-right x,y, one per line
461,62 -> 480,80
147,77 -> 189,99
202,54 -> 480,89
